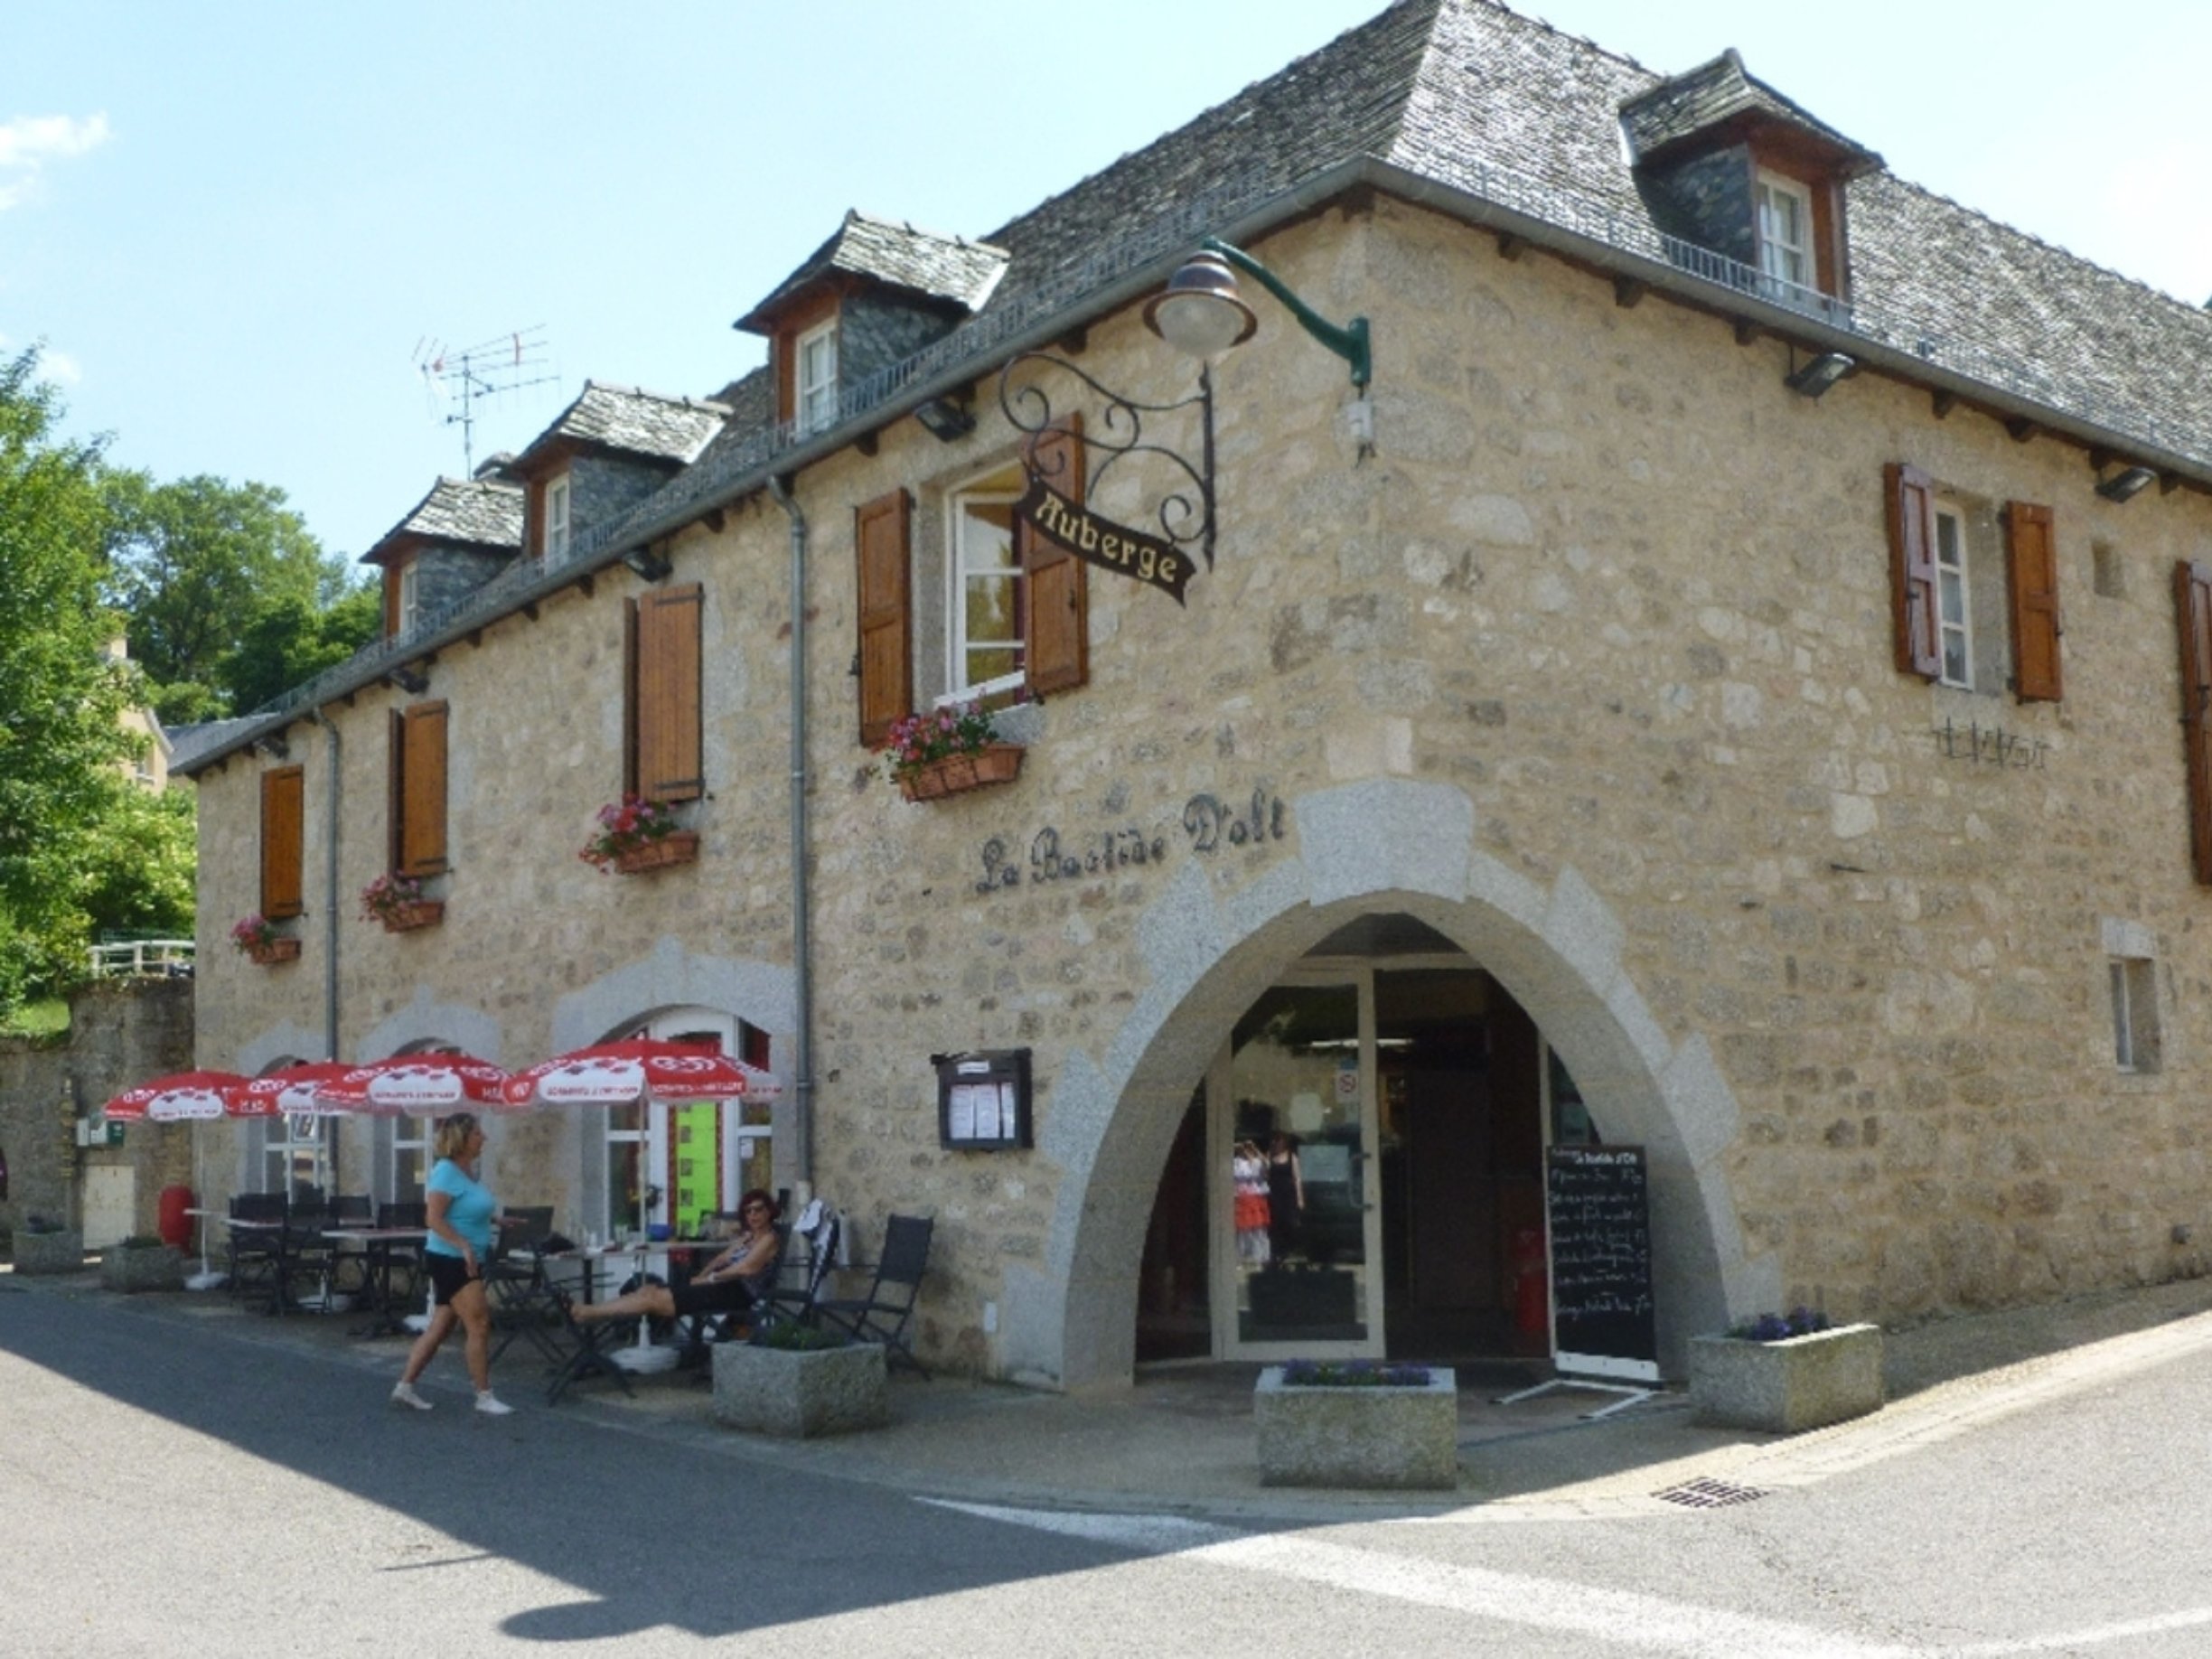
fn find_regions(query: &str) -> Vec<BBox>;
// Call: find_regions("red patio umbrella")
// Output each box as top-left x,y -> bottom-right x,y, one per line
104,1070 -> 253,1123
225,1061 -> 360,1120
314,1054 -> 512,1117
498,1039 -> 783,1111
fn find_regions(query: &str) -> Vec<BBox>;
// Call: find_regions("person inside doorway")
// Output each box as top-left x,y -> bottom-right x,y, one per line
1265,1130 -> 1304,1261
1232,1140 -> 1270,1266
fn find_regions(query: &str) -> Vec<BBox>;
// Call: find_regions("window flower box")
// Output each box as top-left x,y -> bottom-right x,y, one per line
1254,1362 -> 1458,1489
886,700 -> 1027,802
248,937 -> 302,965
614,830 -> 699,875
897,742 -> 1024,802
379,900 -> 445,933
361,872 -> 440,933
230,913 -> 296,965
1689,1319 -> 1885,1434
711,1331 -> 888,1438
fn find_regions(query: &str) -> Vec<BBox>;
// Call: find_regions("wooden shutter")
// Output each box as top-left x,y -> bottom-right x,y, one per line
2176,561 -> 2212,885
855,488 -> 912,746
259,765 -> 305,921
394,700 -> 448,877
2005,501 -> 2061,702
1021,413 -> 1089,696
634,583 -> 704,801
1885,463 -> 1940,680
622,596 -> 641,796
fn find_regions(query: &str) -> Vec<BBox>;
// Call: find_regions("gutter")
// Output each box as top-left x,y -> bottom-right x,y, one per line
766,473 -> 814,1196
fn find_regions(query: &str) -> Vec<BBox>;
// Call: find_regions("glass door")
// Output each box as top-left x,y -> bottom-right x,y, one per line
1212,972 -> 1383,1359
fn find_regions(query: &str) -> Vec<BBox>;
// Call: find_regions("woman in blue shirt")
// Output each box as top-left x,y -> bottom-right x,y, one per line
392,1111 -> 513,1415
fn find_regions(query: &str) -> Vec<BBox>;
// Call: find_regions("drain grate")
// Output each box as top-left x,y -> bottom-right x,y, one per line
1653,1476 -> 1767,1509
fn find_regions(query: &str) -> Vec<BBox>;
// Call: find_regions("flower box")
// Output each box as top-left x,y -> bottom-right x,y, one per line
1689,1322 -> 1885,1434
1254,1364 -> 1459,1489
11,1227 -> 85,1276
614,830 -> 699,875
711,1336 -> 888,1438
101,1242 -> 184,1294
379,899 -> 445,933
897,743 -> 1024,803
248,938 -> 301,966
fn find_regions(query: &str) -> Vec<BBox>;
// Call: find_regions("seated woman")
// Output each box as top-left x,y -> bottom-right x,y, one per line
567,1189 -> 783,1332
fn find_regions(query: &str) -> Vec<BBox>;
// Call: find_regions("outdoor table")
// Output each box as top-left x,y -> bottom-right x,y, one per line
323,1227 -> 429,1338
538,1237 -> 729,1401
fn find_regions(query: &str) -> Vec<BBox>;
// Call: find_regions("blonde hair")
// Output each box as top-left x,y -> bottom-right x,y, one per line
432,1112 -> 482,1161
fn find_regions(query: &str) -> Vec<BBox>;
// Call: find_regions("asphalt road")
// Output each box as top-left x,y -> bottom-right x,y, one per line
5,1286 -> 2211,1656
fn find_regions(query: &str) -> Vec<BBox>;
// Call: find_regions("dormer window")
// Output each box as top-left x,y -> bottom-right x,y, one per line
1754,171 -> 1814,295
545,473 -> 571,562
396,559 -> 420,638
795,320 -> 839,435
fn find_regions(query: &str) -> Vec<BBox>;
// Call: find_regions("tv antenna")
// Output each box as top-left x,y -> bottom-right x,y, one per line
413,326 -> 558,474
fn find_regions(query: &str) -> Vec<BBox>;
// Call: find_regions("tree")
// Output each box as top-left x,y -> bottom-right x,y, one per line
218,581 -> 382,716
0,347 -> 136,1008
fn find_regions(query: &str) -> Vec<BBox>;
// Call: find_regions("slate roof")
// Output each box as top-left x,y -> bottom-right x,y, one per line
524,381 -> 728,467
738,211 -> 1008,333
362,475 -> 524,565
1617,47 -> 1878,168
166,717 -> 261,773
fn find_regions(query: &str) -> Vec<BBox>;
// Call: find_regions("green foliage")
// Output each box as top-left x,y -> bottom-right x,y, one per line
76,785 -> 196,936
219,581 -> 381,715
0,998 -> 69,1037
751,1320 -> 849,1352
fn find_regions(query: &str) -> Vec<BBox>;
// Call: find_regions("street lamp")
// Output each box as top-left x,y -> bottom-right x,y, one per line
1145,237 -> 1372,391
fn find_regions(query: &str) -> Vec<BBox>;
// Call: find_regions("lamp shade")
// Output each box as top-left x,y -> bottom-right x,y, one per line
1144,252 -> 1258,357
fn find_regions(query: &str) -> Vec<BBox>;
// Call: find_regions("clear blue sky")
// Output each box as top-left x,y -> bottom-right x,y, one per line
8,1 -> 2207,565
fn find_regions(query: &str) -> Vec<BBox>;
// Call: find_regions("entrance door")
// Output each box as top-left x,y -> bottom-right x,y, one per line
1212,974 -> 1383,1359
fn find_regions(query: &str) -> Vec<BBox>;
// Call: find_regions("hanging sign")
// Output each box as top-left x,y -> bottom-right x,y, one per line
1015,474 -> 1193,605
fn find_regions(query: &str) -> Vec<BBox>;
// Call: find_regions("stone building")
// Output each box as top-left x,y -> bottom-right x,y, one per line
177,0 -> 2212,1386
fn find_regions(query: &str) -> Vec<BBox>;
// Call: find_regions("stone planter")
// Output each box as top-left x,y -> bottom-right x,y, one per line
712,1338 -> 888,1438
615,830 -> 698,875
246,937 -> 300,965
1689,1323 -> 1885,1433
11,1229 -> 85,1275
897,743 -> 1024,802
378,899 -> 445,933
1254,1364 -> 1459,1489
101,1242 -> 185,1294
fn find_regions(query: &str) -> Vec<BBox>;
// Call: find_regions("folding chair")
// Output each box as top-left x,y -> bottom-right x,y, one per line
486,1206 -> 559,1362
325,1195 -> 375,1295
225,1193 -> 288,1311
814,1213 -> 932,1376
755,1200 -> 840,1332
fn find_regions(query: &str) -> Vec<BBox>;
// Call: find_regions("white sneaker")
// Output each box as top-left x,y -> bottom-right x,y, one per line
473,1391 -> 514,1417
390,1382 -> 432,1411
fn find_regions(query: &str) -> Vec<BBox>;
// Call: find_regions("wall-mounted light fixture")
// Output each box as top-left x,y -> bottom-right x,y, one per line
388,665 -> 430,696
1146,237 -> 1372,390
914,395 -> 977,443
254,732 -> 289,761
2095,464 -> 2159,502
620,546 -> 673,582
1784,351 -> 1857,398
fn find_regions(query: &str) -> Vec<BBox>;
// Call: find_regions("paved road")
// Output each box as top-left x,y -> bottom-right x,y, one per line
5,1287 -> 2210,1655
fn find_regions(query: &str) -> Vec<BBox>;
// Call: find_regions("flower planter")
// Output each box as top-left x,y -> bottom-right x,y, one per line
1689,1323 -> 1885,1433
1254,1364 -> 1459,1489
711,1337 -> 888,1438
100,1242 -> 184,1294
897,743 -> 1024,803
11,1229 -> 85,1276
377,899 -> 445,933
615,830 -> 699,875
247,937 -> 301,966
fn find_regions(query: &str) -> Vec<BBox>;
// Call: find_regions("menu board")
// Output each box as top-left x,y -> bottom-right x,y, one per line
1545,1144 -> 1659,1382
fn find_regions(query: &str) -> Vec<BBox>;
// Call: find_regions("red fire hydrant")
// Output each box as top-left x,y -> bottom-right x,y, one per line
1511,1226 -> 1549,1337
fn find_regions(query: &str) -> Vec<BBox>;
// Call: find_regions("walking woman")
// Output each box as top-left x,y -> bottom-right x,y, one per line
391,1111 -> 512,1415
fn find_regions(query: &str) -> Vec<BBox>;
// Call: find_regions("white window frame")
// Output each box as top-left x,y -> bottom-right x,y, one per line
795,320 -> 839,436
397,559 -> 420,637
374,1113 -> 434,1206
2110,957 -> 2160,1073
942,464 -> 1027,703
545,473 -> 572,563
1933,500 -> 1973,690
1755,171 -> 1814,294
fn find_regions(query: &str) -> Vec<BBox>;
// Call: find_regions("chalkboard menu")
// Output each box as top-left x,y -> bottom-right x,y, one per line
1545,1144 -> 1659,1382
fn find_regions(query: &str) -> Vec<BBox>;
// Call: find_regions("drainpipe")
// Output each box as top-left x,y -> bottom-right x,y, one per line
310,708 -> 342,1191
766,474 -> 814,1195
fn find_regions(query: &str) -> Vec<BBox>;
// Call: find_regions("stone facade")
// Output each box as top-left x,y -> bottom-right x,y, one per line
183,189 -> 2212,1386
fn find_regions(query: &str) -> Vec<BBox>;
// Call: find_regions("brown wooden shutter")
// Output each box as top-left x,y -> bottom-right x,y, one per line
2176,561 -> 2212,885
259,765 -> 305,921
2004,501 -> 2061,702
855,488 -> 912,746
1885,463 -> 1940,680
622,597 -> 642,796
397,700 -> 448,876
635,583 -> 704,801
1022,413 -> 1089,696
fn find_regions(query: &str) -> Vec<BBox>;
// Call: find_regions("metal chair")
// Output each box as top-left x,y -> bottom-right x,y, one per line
756,1200 -> 840,1332
224,1193 -> 287,1310
813,1213 -> 932,1376
487,1206 -> 559,1362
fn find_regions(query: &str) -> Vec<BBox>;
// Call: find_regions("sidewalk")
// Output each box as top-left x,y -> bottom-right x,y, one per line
14,1261 -> 2212,1522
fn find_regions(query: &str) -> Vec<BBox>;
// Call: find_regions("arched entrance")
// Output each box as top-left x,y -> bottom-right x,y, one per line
1001,779 -> 1768,1391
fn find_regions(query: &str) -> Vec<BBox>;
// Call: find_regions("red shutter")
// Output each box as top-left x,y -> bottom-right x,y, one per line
2176,562 -> 2212,885
1886,463 -> 1940,680
1021,413 -> 1089,696
260,765 -> 305,921
855,489 -> 912,747
398,701 -> 448,877
636,583 -> 704,801
2005,501 -> 2061,702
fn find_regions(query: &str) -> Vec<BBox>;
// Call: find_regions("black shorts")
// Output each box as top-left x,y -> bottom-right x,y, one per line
424,1251 -> 481,1307
670,1277 -> 755,1319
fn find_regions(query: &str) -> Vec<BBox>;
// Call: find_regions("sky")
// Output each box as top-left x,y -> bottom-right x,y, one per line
8,1 -> 2210,566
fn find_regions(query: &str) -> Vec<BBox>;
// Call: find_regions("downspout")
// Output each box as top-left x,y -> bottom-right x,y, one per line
766,474 -> 814,1195
310,708 -> 342,1190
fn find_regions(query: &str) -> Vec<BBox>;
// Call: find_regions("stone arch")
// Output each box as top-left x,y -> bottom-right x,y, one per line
1002,778 -> 1769,1390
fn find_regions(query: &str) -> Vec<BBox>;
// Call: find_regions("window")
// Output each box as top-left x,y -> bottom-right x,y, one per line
389,701 -> 448,878
260,765 -> 305,922
396,559 -> 420,637
545,474 -> 572,562
247,1113 -> 334,1204
947,465 -> 1026,699
1755,171 -> 1814,293
795,320 -> 838,435
2174,560 -> 2212,884
376,1114 -> 433,1205
624,584 -> 703,801
2110,957 -> 2160,1073
1886,464 -> 2061,701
